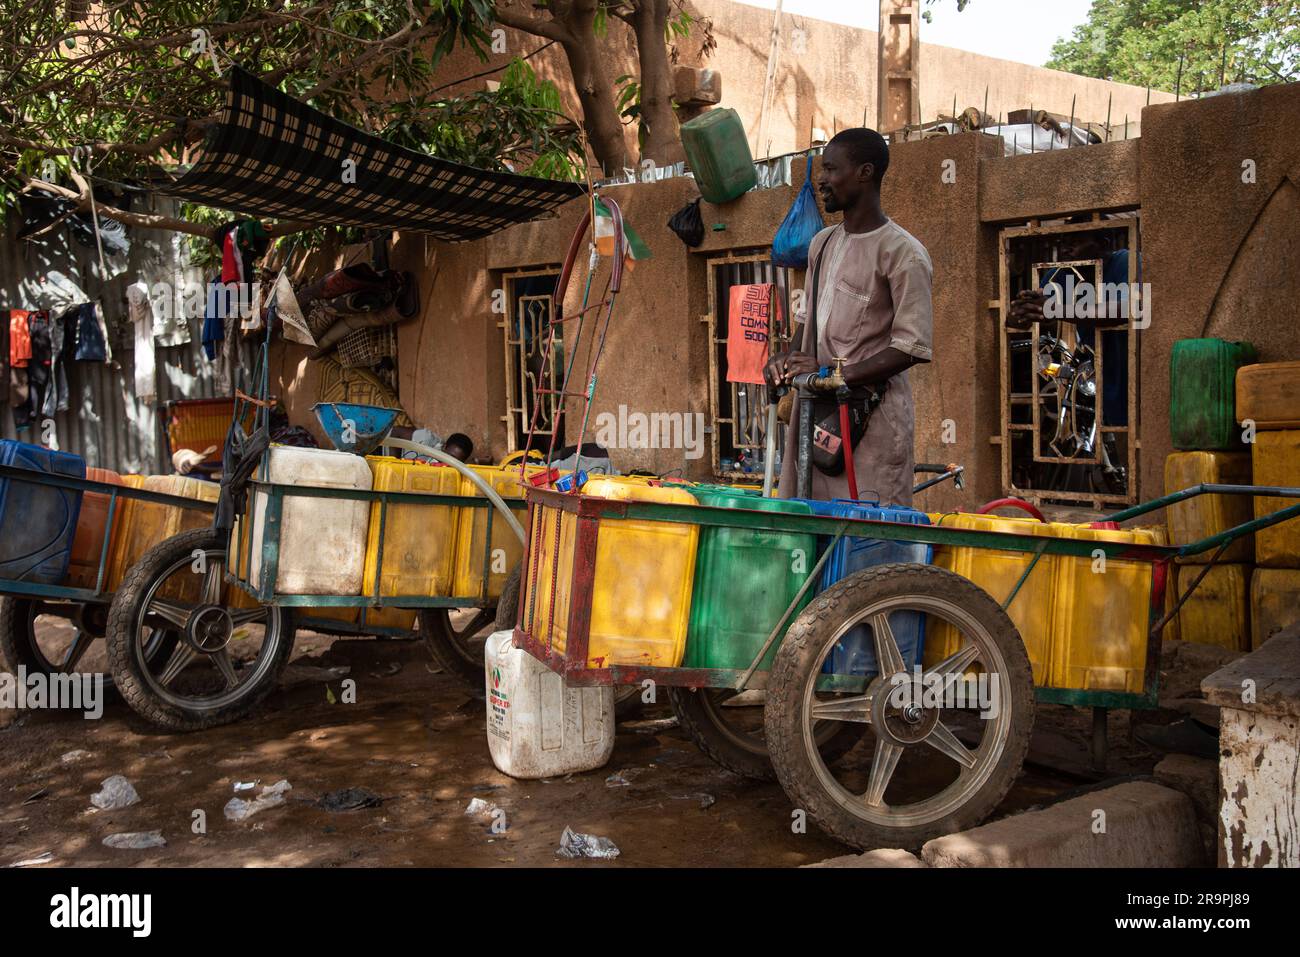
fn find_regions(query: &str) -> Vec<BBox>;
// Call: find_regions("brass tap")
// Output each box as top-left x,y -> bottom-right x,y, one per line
819,356 -> 848,390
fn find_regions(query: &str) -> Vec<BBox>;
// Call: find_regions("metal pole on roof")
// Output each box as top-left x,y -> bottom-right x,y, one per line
1124,114 -> 1129,140
983,86 -> 989,127
1029,102 -> 1034,153
1105,92 -> 1112,142
1066,94 -> 1076,148
754,0 -> 784,159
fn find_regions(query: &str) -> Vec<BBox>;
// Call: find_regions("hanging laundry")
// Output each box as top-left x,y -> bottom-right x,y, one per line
9,310 -> 32,368
55,307 -> 77,405
126,280 -> 155,334
17,188 -> 131,257
72,302 -> 110,362
219,225 -> 244,285
202,277 -> 226,361
235,219 -> 270,278
215,218 -> 270,286
26,310 -> 71,420
9,368 -> 31,432
128,278 -> 190,347
241,281 -> 265,334
126,285 -> 157,401
726,283 -> 780,385
17,269 -> 90,314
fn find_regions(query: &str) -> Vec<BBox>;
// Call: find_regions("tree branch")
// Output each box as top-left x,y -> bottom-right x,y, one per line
25,175 -> 311,241
492,5 -> 570,43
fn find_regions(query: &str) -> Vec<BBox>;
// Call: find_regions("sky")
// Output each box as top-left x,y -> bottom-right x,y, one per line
731,0 -> 1098,68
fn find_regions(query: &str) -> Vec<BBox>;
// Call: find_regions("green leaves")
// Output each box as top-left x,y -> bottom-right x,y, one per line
1045,0 -> 1297,90
1,0 -> 584,241
377,58 -> 583,180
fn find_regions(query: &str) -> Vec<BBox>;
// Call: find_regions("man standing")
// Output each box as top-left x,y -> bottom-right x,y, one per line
766,128 -> 933,506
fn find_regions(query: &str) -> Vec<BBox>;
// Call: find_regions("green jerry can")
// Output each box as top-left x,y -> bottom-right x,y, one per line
682,490 -> 816,671
1170,338 -> 1258,450
680,108 -> 757,204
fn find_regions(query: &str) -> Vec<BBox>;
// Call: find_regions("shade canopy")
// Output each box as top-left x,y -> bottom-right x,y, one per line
165,67 -> 586,241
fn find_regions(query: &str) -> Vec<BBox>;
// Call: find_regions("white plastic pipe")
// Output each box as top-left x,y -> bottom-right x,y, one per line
380,437 -> 527,544
762,401 -> 778,497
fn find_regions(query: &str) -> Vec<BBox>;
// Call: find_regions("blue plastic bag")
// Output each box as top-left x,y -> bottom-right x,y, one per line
771,155 -> 824,268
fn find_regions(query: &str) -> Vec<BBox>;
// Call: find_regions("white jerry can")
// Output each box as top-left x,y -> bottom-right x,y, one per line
485,630 -> 615,779
246,445 -> 373,595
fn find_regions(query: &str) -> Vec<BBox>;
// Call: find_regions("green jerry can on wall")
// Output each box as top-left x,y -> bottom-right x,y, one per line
680,108 -> 758,204
1170,338 -> 1258,450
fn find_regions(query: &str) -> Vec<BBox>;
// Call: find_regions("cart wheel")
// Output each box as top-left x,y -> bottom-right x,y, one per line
765,564 -> 1034,849
106,527 -> 296,732
669,688 -> 862,781
421,606 -> 496,699
669,687 -> 776,780
493,563 -> 644,719
0,597 -> 98,678
0,599 -> 178,696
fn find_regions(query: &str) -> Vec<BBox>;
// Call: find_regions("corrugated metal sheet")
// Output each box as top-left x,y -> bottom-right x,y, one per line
0,196 -> 229,473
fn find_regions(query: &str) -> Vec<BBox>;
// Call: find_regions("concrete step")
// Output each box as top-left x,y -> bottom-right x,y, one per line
920,781 -> 1204,867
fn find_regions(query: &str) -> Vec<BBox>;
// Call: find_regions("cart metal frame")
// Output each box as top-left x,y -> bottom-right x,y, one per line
0,463 -> 217,605
224,479 -> 528,618
511,482 -> 1300,712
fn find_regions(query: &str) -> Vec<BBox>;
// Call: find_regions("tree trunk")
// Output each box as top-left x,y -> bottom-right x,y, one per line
558,0 -> 627,175
560,34 -> 629,175
495,1 -> 628,175
631,1 -> 685,168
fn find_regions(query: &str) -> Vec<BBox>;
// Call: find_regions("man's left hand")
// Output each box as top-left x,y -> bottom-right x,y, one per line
774,351 -> 819,383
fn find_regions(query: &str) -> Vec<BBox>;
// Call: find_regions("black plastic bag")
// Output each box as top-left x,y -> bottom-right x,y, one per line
668,198 -> 704,248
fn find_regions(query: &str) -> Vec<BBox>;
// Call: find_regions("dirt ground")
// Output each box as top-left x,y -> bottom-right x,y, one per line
1,618 -> 1178,868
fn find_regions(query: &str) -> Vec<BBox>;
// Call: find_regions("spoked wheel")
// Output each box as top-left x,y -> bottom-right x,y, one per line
0,598 -> 175,695
0,598 -> 100,678
106,527 -> 296,731
765,564 -> 1034,849
420,605 -> 497,699
670,687 -> 862,782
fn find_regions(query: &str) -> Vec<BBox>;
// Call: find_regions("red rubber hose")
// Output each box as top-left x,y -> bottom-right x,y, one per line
975,497 -> 1046,522
839,400 -> 858,500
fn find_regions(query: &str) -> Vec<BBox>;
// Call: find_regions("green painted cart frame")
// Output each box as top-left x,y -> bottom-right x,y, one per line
512,481 -> 1300,712
224,477 -> 527,631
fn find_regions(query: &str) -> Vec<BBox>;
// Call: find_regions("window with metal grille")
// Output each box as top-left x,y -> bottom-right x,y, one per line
997,216 -> 1141,508
500,270 -> 564,453
706,252 -> 797,481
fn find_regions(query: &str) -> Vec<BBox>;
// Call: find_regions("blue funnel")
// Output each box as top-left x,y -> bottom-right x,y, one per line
313,402 -> 399,456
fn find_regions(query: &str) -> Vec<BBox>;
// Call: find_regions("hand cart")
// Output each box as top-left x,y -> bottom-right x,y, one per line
99,233 -> 558,730
512,481 -> 1300,848
0,464 -> 216,688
